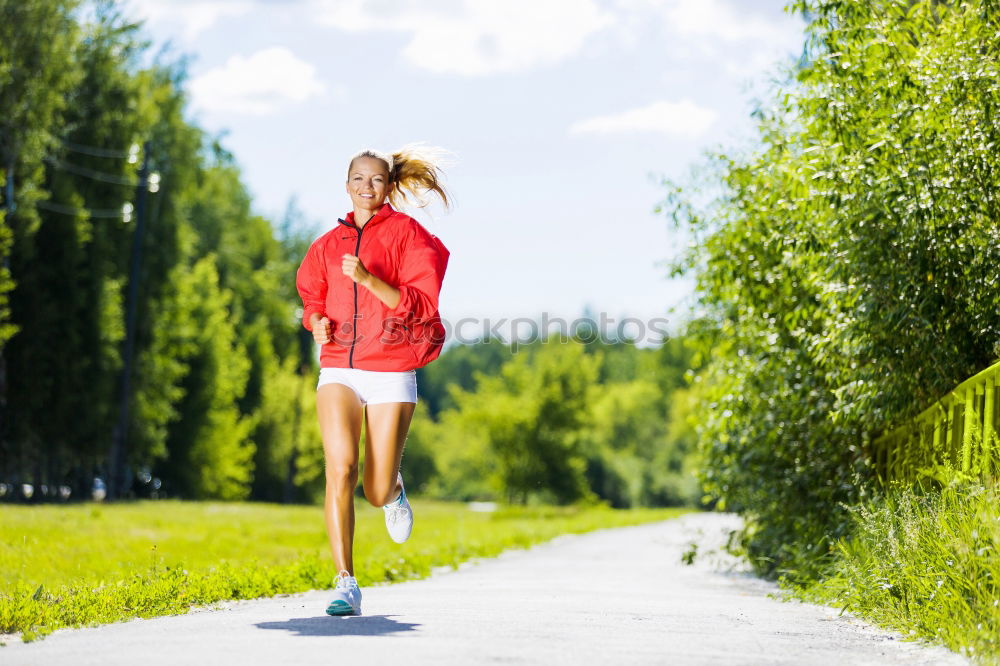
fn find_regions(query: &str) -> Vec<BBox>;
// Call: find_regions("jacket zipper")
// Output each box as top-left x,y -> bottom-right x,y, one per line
348,222 -> 364,368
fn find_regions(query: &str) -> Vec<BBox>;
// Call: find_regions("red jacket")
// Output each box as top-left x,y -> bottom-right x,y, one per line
296,203 -> 450,371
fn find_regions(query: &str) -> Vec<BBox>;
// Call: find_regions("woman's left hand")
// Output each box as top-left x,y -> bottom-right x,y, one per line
341,253 -> 400,308
341,254 -> 371,285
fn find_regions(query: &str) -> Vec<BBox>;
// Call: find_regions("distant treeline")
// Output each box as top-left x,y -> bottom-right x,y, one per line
411,336 -> 700,508
0,0 -> 698,507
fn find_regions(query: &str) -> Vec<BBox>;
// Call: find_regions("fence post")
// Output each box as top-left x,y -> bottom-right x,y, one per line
933,414 -> 943,470
962,386 -> 976,473
908,427 -> 915,482
880,439 -> 888,485
885,437 -> 896,484
984,375 -> 996,471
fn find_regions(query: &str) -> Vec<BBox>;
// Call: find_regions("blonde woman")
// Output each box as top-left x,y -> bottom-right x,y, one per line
296,146 -> 451,615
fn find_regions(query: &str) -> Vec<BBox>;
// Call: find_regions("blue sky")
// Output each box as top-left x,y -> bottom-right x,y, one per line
124,0 -> 805,341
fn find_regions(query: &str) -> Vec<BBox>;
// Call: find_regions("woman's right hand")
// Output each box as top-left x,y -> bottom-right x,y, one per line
310,313 -> 332,344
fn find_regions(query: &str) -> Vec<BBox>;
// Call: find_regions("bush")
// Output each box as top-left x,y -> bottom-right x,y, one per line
667,0 -> 1000,576
802,484 -> 1000,661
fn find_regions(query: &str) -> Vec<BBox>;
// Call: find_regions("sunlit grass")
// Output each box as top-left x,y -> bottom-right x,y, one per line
0,499 -> 690,641
796,484 -> 1000,664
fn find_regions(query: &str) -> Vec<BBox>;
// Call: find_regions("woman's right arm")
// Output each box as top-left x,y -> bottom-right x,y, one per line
296,241 -> 329,336
308,312 -> 332,344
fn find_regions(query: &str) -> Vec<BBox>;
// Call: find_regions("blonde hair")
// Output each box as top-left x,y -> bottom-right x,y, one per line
348,143 -> 452,210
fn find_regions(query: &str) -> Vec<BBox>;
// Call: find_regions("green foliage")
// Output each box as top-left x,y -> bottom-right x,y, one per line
0,1 -> 695,510
0,500 -> 691,639
801,484 -> 1000,662
666,0 -> 1000,576
409,336 -> 701,507
415,337 -> 510,417
406,402 -> 494,500
5,2 -> 148,486
0,0 -> 82,349
159,257 -> 254,500
455,341 -> 599,504
584,379 -> 664,506
582,379 -> 697,507
0,1 -> 316,501
251,357 -> 323,503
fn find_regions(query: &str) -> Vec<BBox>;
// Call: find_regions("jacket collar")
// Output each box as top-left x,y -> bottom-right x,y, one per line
340,202 -> 394,230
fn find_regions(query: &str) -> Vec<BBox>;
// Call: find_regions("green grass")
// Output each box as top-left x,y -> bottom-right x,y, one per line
0,499 -> 690,641
794,483 -> 1000,664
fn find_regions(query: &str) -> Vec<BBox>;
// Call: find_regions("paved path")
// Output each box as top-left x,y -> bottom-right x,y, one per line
2,513 -> 966,665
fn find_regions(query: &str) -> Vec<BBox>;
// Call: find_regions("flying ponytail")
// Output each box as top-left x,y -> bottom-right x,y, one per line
349,143 -> 452,211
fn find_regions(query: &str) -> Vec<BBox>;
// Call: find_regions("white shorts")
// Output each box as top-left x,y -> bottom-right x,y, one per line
316,367 -> 418,405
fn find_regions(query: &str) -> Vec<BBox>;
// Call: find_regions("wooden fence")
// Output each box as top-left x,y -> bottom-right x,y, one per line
872,360 -> 1000,483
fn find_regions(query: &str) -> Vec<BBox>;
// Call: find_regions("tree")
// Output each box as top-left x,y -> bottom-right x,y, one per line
156,256 -> 253,500
0,0 -> 82,485
415,338 -> 511,418
0,1 -> 319,502
0,0 -> 81,347
448,341 -> 599,504
666,0 -> 1000,576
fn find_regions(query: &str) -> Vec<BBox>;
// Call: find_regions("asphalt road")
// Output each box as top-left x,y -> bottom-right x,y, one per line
1,512 -> 967,665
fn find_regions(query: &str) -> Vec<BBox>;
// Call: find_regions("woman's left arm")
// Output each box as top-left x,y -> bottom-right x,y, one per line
341,227 -> 449,318
341,254 -> 401,309
390,228 -> 449,322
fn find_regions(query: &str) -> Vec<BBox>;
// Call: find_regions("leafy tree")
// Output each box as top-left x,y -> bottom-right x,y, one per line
156,256 -> 253,499
441,341 -> 599,504
249,199 -> 322,502
0,1 -> 320,503
0,0 -> 81,349
5,2 -> 151,495
666,0 -> 1000,576
402,406 -> 472,498
415,338 -> 511,417
408,331 -> 702,506
0,0 -> 82,485
248,357 -> 322,503
180,160 -> 303,498
583,379 -> 664,507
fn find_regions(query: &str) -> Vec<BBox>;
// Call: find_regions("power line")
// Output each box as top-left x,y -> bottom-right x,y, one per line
44,155 -> 138,186
36,199 -> 130,219
61,140 -> 137,160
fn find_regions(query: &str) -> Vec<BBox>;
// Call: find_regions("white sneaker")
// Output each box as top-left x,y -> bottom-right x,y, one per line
382,473 -> 413,543
326,570 -> 361,616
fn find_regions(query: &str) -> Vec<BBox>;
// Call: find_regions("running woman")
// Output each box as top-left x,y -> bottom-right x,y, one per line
295,146 -> 451,616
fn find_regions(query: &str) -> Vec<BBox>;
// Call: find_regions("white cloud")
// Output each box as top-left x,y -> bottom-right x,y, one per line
125,0 -> 253,41
128,0 -> 801,81
311,0 -> 612,76
569,99 -> 718,137
658,0 -> 793,44
188,47 -> 327,115
612,0 -> 803,79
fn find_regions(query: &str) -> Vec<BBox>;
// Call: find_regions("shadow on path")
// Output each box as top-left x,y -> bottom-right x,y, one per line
255,615 -> 420,637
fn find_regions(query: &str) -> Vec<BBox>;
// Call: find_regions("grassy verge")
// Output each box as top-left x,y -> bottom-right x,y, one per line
794,484 -> 1000,663
0,499 -> 689,642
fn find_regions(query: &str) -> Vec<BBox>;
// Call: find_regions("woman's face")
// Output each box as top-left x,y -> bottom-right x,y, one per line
346,156 -> 391,214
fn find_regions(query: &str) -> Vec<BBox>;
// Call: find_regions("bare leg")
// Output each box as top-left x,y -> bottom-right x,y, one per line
316,383 -> 364,574
362,402 -> 416,507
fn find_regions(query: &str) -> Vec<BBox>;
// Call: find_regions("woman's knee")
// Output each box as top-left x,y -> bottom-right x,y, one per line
325,462 -> 358,489
363,482 -> 396,507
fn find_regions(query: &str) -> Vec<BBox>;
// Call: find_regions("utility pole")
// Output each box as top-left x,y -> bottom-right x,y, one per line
109,141 -> 151,500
